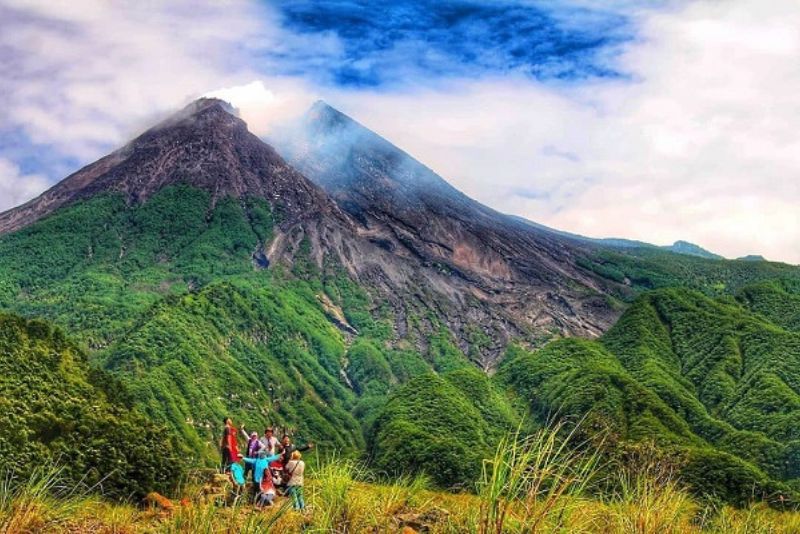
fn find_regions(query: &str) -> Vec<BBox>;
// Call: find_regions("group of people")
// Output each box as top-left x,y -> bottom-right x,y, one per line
220,417 -> 314,510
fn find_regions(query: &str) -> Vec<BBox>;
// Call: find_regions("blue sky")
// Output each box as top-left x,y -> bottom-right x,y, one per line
0,0 -> 798,262
271,0 -> 630,86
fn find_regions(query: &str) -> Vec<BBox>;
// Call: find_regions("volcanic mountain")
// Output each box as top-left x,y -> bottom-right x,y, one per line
2,98 -> 796,367
0,98 -> 625,367
2,98 -> 800,503
0,98 -> 342,233
278,102 -> 628,349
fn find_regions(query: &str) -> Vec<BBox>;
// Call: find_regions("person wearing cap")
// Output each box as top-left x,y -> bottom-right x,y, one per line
259,426 -> 280,455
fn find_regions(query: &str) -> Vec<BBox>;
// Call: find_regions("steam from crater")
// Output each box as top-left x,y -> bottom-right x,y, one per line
204,80 -> 314,136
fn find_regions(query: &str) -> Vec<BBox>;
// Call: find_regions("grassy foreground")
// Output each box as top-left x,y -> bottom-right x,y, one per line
2,472 -> 798,533
2,429 -> 799,533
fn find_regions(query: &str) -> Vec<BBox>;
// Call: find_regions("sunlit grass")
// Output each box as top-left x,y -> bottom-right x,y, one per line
1,445 -> 799,533
474,422 -> 603,534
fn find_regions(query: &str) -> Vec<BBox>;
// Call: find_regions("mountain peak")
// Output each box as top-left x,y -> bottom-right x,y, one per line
0,98 -> 337,234
156,97 -> 240,127
663,240 -> 722,260
280,100 -> 486,222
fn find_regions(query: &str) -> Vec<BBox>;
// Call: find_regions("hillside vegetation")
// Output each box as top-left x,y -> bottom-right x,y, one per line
1,183 -> 800,508
578,247 -> 800,296
0,313 -> 182,499
500,287 -> 800,505
3,442 -> 800,533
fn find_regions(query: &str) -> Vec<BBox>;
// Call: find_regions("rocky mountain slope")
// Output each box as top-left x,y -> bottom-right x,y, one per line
0,98 -> 627,368
278,102 -> 632,356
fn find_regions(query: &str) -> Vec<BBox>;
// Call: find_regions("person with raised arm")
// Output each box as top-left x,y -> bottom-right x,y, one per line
240,424 -> 264,481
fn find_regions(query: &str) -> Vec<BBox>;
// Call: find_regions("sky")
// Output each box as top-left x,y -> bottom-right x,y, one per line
1,0 -> 798,263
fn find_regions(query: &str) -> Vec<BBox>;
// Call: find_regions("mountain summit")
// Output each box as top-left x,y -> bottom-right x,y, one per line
279,101 -> 621,347
0,98 -> 338,234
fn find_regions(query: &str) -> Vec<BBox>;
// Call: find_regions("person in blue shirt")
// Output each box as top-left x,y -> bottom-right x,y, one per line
242,451 -> 281,502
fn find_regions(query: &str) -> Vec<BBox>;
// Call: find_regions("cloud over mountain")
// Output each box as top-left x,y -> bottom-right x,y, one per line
0,0 -> 798,262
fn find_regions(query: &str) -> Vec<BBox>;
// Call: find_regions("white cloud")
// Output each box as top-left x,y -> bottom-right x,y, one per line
327,0 -> 800,263
0,0 -> 307,160
1,0 -> 798,264
205,79 -> 316,136
0,158 -> 48,211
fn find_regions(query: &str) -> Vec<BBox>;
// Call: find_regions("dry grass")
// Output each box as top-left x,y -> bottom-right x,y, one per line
2,447 -> 799,533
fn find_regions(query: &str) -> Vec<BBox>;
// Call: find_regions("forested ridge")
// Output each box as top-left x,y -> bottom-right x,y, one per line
1,180 -> 799,506
500,287 -> 800,504
0,313 -> 181,498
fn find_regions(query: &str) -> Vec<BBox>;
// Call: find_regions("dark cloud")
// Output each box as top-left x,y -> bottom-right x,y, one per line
270,0 -> 632,86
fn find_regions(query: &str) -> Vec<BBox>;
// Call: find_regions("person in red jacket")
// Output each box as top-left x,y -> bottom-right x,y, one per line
220,417 -> 241,471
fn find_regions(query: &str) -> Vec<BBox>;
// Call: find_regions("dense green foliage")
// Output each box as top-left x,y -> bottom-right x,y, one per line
2,183 -> 800,506
103,278 -> 364,460
0,185 -> 270,346
0,313 -> 182,499
371,367 -> 519,489
578,247 -> 800,297
0,185 -> 481,494
500,287 -> 800,505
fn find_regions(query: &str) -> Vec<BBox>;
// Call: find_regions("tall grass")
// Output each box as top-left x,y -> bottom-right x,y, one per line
0,463 -> 97,533
308,456 -> 371,532
607,460 -> 695,533
475,422 -> 602,534
3,450 -> 800,533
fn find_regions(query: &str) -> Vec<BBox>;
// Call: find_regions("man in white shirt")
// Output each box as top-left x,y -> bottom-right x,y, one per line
259,426 -> 280,455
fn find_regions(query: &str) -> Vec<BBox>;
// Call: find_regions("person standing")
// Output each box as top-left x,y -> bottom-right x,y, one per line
240,425 -> 263,481
278,434 -> 314,466
259,426 -> 280,455
284,450 -> 306,510
220,417 -> 240,471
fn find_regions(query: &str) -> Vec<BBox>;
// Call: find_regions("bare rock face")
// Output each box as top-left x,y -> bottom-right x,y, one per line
276,102 -> 623,362
0,98 -> 623,368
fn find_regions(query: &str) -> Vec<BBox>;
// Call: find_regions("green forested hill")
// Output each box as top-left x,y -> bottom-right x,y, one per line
0,185 -> 479,465
1,181 -> 800,504
500,287 -> 800,504
0,185 -> 272,346
0,313 -> 181,498
371,367 -> 519,489
577,247 -> 800,296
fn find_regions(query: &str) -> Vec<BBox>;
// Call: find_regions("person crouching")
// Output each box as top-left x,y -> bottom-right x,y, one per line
255,467 -> 278,508
242,450 -> 281,503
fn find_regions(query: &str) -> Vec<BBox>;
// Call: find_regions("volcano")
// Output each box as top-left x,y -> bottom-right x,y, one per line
0,97 -> 625,367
